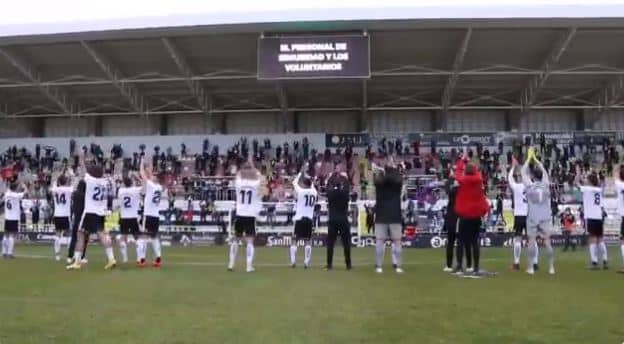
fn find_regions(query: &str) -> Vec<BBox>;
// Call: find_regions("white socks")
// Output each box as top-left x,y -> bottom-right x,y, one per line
7,236 -> 14,255
304,245 -> 312,266
246,242 -> 255,269
528,241 -> 537,268
532,242 -> 539,265
152,238 -> 161,259
290,244 -> 312,266
590,243 -> 598,263
228,241 -> 239,269
513,238 -> 522,265
620,244 -> 624,265
54,235 -> 62,256
73,251 -> 82,263
105,247 -> 115,262
136,239 -> 146,261
119,241 -> 128,263
375,241 -> 385,267
1,236 -> 7,255
545,243 -> 554,270
290,245 -> 297,265
391,242 -> 402,268
599,242 -> 608,262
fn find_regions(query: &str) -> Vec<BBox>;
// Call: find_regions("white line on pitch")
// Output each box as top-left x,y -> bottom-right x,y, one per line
12,253 -> 504,267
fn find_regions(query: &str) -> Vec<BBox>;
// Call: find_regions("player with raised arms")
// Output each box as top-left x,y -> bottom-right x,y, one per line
289,163 -> 317,269
508,157 -> 536,271
139,158 -> 165,268
372,155 -> 404,274
2,179 -> 27,259
521,148 -> 555,275
66,154 -> 117,270
50,174 -> 73,261
615,165 -> 624,273
117,175 -> 143,264
578,165 -> 608,270
229,154 -> 265,272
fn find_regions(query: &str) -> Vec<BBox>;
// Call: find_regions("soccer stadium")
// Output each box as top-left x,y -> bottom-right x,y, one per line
1,1 -> 624,343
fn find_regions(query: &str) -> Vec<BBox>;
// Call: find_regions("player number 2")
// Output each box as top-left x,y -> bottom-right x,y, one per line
152,191 -> 161,204
123,196 -> 131,208
239,190 -> 252,204
594,193 -> 601,206
304,195 -> 316,207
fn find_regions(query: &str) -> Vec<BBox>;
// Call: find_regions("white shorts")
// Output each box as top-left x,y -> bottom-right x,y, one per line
375,223 -> 402,241
527,219 -> 552,238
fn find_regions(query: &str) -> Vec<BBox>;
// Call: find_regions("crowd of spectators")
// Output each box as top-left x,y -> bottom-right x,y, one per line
1,133 -> 622,230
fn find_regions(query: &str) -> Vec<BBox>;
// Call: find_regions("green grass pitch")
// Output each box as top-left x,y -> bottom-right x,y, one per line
0,245 -> 622,344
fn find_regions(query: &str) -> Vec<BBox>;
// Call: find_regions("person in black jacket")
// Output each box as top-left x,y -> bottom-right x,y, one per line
325,171 -> 352,270
67,180 -> 88,264
443,172 -> 459,272
373,158 -> 404,274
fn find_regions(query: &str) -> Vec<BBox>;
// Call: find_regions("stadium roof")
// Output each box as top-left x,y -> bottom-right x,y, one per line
1,2 -> 624,118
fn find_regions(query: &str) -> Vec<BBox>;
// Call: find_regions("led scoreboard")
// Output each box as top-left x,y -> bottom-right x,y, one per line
257,34 -> 370,80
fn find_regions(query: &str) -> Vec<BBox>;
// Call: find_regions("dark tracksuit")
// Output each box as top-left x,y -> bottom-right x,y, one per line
67,180 -> 88,260
443,178 -> 464,269
374,168 -> 403,227
326,176 -> 352,269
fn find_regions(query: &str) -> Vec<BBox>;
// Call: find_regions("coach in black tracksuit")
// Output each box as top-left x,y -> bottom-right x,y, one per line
67,180 -> 88,261
325,173 -> 352,270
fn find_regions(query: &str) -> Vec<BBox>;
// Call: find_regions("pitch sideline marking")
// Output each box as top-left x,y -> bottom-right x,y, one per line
12,253 -> 504,267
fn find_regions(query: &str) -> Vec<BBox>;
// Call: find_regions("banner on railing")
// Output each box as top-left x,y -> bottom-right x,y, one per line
7,231 -> 589,248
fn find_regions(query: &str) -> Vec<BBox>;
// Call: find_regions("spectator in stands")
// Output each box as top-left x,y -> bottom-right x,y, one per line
31,199 -> 40,231
561,207 -> 577,252
199,200 -> 208,223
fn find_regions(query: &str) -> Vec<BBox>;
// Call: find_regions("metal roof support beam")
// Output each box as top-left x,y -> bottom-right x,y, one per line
595,75 -> 624,108
80,41 -> 147,114
360,80 -> 368,131
520,27 -> 577,110
441,28 -> 472,112
275,84 -> 289,133
0,48 -> 78,114
161,37 -> 212,115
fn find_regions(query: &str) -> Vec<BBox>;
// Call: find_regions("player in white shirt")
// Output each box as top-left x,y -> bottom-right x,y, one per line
228,154 -> 265,272
66,159 -> 117,270
614,165 -> 624,273
289,166 -> 317,269
578,169 -> 608,270
521,149 -> 555,275
508,157 -> 538,271
50,175 -> 73,261
2,180 -> 26,259
139,158 -> 166,268
117,176 -> 143,264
